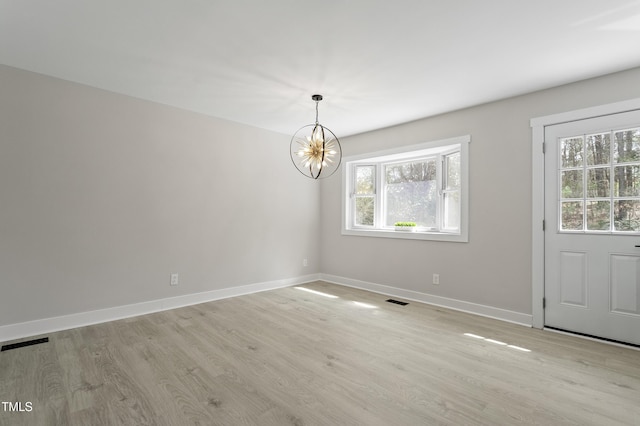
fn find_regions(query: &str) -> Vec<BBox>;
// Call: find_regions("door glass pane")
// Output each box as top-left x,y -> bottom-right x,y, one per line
586,167 -> 610,198
355,196 -> 374,226
384,159 -> 437,227
560,137 -> 584,167
586,201 -> 610,231
561,170 -> 583,198
614,128 -> 640,163
585,133 -> 610,166
614,200 -> 640,231
561,201 -> 583,230
614,165 -> 640,197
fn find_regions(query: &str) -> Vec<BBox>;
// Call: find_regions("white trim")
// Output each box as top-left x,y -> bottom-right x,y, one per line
0,274 -> 321,343
531,121 -> 545,329
530,97 -> 640,330
530,98 -> 640,128
320,274 -> 532,327
340,228 -> 467,242
342,135 -> 470,163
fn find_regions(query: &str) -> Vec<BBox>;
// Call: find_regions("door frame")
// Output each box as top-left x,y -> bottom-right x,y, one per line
530,98 -> 640,329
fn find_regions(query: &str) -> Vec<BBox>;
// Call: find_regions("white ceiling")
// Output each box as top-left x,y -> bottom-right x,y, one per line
2,1 -> 640,137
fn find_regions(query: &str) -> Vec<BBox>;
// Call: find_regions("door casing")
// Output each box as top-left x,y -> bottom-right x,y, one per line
530,98 -> 640,329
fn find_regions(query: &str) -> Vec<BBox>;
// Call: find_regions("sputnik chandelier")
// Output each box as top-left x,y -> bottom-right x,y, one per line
290,94 -> 342,179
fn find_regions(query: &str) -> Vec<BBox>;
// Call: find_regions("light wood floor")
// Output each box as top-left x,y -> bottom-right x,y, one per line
1,281 -> 639,425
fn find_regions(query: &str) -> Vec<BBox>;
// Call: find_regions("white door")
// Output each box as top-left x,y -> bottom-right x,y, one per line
544,110 -> 640,346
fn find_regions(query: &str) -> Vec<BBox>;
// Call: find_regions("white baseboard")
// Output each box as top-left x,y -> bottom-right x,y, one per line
0,274 -> 321,343
320,274 -> 533,327
1,273 -> 531,344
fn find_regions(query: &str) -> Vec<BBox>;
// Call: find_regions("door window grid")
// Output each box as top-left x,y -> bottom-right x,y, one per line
558,127 -> 640,233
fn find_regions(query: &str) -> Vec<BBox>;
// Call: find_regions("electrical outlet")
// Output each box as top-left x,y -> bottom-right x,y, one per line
170,273 -> 179,286
432,273 -> 440,285
303,258 -> 308,267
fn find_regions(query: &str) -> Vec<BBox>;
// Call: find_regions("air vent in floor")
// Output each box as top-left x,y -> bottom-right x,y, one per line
386,299 -> 409,306
1,337 -> 49,352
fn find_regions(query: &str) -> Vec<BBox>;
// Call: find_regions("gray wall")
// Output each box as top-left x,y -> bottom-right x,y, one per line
0,65 -> 320,326
320,67 -> 640,316
3,63 -> 640,328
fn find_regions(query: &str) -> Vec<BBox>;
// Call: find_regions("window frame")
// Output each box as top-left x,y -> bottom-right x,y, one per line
341,135 -> 470,242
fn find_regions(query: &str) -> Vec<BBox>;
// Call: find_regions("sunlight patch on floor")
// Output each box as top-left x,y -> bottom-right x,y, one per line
464,333 -> 532,352
351,301 -> 377,309
294,286 -> 339,299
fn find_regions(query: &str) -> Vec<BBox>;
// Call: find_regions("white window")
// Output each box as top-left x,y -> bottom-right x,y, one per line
342,135 -> 469,242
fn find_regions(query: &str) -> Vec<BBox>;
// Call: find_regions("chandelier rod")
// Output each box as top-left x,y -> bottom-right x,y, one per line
312,94 -> 323,124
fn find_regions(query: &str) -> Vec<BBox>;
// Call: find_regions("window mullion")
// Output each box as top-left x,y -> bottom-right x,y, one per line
610,130 -> 614,232
376,163 -> 383,229
437,154 -> 443,231
351,164 -> 357,228
583,134 -> 587,232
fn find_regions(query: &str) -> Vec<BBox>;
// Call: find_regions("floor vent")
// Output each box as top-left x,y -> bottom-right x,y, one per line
1,337 -> 49,352
386,299 -> 409,306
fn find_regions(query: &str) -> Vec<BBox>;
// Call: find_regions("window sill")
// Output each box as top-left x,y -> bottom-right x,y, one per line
341,228 -> 468,242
